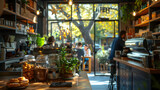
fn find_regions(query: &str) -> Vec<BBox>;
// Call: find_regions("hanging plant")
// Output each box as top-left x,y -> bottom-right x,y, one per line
134,0 -> 142,10
120,0 -> 142,23
21,0 -> 29,4
120,4 -> 134,23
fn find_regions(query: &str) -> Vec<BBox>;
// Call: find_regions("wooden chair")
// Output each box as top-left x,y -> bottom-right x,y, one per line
82,56 -> 91,73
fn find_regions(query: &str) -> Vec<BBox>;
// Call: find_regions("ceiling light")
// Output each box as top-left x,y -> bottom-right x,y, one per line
69,0 -> 72,5
133,11 -> 136,16
36,10 -> 40,15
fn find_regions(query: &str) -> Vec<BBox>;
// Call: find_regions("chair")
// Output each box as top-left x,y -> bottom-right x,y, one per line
82,56 -> 92,73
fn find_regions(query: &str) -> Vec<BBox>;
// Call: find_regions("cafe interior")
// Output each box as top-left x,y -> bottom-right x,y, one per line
0,0 -> 160,90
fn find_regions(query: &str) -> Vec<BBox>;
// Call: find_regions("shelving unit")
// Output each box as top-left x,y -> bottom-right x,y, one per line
0,25 -> 16,30
26,5 -> 37,14
134,20 -> 149,27
134,0 -> 160,35
149,0 -> 160,7
0,0 -> 37,33
0,0 -> 37,71
150,17 -> 160,22
136,6 -> 149,16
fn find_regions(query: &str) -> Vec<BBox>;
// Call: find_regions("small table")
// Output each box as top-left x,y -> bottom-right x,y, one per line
82,56 -> 91,73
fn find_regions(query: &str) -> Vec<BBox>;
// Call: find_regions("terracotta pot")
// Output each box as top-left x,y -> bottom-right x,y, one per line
60,72 -> 73,79
60,66 -> 73,79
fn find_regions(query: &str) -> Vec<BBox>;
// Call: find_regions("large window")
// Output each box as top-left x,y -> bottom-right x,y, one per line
47,3 -> 119,75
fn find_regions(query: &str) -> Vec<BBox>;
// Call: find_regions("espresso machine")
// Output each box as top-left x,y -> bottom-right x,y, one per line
125,38 -> 160,61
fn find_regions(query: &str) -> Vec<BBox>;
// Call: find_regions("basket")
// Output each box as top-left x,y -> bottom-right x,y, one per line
34,68 -> 48,81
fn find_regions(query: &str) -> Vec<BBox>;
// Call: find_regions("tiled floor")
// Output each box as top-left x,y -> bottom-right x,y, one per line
87,72 -> 117,90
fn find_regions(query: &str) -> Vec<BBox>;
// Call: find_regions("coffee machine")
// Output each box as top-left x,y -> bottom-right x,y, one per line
125,38 -> 160,61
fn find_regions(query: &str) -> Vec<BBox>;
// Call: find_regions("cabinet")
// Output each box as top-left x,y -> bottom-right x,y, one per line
134,0 -> 160,36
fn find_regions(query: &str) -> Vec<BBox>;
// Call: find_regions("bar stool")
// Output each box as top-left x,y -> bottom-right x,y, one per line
82,56 -> 91,73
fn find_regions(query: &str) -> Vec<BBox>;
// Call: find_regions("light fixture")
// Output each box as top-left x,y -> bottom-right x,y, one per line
36,10 -> 40,15
69,0 -> 73,5
133,11 -> 136,16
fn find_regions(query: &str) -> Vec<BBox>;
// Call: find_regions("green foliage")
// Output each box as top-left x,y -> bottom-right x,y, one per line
48,4 -> 119,43
121,0 -> 142,23
120,4 -> 134,23
134,0 -> 142,10
96,50 -> 109,64
27,35 -> 32,45
59,47 -> 80,73
21,0 -> 29,4
36,34 -> 45,47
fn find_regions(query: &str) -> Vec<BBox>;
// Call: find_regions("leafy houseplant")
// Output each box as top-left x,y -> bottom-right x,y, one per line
96,50 -> 109,64
59,47 -> 80,78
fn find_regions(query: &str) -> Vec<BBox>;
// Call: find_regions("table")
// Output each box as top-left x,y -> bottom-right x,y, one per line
82,56 -> 91,73
0,71 -> 92,90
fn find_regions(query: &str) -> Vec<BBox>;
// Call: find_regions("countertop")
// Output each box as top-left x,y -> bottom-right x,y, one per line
0,71 -> 92,90
114,57 -> 160,74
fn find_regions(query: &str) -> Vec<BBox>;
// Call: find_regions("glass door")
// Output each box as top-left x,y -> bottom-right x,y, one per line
94,21 -> 118,75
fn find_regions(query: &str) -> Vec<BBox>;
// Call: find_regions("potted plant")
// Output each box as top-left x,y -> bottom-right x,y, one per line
58,47 -> 80,79
96,49 -> 110,64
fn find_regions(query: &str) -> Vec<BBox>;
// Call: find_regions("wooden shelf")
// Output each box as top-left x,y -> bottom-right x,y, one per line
152,32 -> 160,35
150,17 -> 160,22
3,8 -> 16,15
150,1 -> 160,8
27,32 -> 37,35
134,21 -> 149,27
26,5 -> 36,14
16,14 -> 36,24
0,24 -> 16,30
3,8 -> 36,24
136,6 -> 149,16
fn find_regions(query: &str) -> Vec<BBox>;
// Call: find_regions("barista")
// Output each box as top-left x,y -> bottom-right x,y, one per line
108,30 -> 126,60
108,30 -> 126,80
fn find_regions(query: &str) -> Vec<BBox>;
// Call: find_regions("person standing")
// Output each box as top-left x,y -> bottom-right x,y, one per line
108,30 -> 126,60
108,30 -> 126,90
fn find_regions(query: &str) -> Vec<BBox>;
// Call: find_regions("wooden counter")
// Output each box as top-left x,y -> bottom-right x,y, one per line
0,71 -> 92,90
114,57 -> 160,74
114,57 -> 160,90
